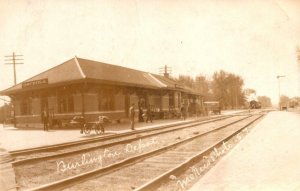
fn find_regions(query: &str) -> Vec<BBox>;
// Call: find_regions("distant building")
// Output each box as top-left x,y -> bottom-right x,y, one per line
0,57 -> 203,128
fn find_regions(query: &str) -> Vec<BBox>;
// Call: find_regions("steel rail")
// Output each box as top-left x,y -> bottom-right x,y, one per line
24,115 -> 254,191
12,115 -> 236,166
10,116 -> 227,157
134,114 -> 264,191
11,109 -> 252,157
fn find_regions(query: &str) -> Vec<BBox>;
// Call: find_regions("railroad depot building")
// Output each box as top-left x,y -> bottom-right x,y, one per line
0,57 -> 204,128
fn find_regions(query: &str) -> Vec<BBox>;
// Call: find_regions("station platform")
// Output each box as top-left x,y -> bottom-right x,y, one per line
189,111 -> 300,191
0,110 -> 245,152
0,118 -> 191,152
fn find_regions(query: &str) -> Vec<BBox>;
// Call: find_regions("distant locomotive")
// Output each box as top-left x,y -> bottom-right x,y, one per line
250,100 -> 261,109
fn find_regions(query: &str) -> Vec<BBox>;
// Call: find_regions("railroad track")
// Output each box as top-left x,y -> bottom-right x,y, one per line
137,114 -> 264,191
11,110 -> 256,163
9,119 -> 203,157
20,113 -> 264,191
10,109 -> 254,160
14,115 -> 250,190
11,115 -> 234,165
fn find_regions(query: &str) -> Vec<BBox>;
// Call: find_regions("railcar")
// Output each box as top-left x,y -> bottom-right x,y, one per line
250,100 -> 261,109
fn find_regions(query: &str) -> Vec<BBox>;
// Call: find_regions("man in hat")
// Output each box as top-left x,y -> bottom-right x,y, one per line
42,109 -> 49,131
129,103 -> 135,130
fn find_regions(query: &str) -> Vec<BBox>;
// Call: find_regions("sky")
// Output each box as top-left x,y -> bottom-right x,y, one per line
0,0 -> 299,106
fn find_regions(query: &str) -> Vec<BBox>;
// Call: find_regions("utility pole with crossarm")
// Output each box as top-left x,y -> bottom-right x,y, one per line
4,52 -> 24,85
4,52 -> 24,127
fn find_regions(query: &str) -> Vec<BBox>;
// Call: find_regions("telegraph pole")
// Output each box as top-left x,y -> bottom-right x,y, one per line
5,52 -> 24,85
159,65 -> 172,78
4,52 -> 23,127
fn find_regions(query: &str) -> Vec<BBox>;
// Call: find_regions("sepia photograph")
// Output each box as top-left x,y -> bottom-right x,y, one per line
0,0 -> 300,190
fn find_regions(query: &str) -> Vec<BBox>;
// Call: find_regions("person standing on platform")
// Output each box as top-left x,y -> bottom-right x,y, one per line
42,109 -> 49,131
79,116 -> 85,134
138,99 -> 144,122
146,104 -> 153,123
181,104 -> 186,120
129,103 -> 135,130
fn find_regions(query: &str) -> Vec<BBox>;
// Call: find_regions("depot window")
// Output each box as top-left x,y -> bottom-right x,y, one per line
98,92 -> 114,111
20,97 -> 32,115
169,92 -> 175,107
57,94 -> 74,113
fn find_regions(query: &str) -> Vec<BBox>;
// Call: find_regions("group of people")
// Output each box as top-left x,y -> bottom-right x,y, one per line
41,103 -> 186,132
129,102 -> 188,130
129,103 -> 153,130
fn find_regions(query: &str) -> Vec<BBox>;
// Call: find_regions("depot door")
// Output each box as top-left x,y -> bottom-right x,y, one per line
125,94 -> 130,117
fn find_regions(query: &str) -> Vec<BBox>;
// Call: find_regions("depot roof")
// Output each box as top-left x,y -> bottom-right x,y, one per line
0,57 -> 201,96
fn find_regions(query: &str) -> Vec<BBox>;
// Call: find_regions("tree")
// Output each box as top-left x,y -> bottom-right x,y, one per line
175,70 -> 247,109
212,70 -> 227,108
243,88 -> 257,104
289,96 -> 300,108
257,96 -> 272,108
226,73 -> 245,109
194,75 -> 210,97
211,70 -> 245,109
177,75 -> 194,88
175,74 -> 211,97
280,95 -> 290,108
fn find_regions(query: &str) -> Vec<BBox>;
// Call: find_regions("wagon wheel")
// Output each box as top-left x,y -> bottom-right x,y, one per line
83,124 -> 91,134
94,124 -> 102,135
